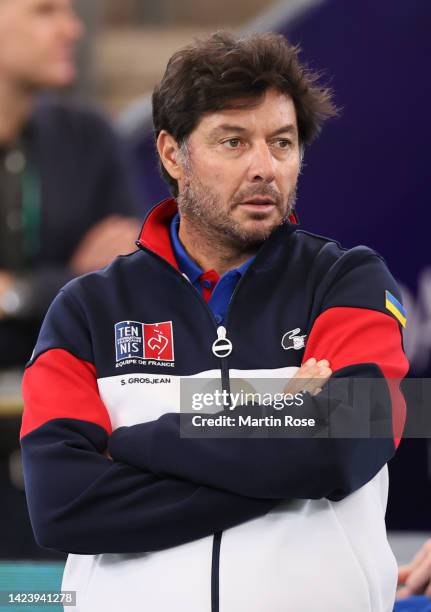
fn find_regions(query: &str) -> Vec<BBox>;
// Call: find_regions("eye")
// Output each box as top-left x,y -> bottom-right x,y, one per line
273,139 -> 292,149
222,138 -> 242,149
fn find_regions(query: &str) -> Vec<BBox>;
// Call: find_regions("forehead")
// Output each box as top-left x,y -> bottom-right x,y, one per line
195,89 -> 298,137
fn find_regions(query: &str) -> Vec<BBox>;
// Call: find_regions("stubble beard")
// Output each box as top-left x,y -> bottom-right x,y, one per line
177,171 -> 298,250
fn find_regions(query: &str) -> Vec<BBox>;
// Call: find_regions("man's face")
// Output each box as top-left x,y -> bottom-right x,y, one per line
177,88 -> 301,248
0,0 -> 83,89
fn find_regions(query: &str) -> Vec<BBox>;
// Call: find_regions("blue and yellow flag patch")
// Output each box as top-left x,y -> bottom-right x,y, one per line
385,290 -> 407,328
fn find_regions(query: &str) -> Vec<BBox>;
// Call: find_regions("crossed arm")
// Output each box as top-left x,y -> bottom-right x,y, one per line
21,345 -> 400,555
21,268 -> 408,554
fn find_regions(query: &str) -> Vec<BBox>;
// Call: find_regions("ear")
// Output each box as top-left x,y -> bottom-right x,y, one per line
156,130 -> 184,182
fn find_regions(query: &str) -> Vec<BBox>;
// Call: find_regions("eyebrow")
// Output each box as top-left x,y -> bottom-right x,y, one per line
208,123 -> 298,138
268,124 -> 297,137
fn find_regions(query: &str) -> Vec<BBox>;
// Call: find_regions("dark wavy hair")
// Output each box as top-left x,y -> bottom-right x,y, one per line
152,31 -> 338,196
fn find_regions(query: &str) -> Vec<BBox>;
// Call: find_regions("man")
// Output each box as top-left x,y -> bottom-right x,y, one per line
21,32 -> 409,611
0,0 -> 139,368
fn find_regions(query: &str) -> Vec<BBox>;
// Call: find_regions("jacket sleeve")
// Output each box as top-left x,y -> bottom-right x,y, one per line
20,289 -> 276,555
108,252 -> 410,501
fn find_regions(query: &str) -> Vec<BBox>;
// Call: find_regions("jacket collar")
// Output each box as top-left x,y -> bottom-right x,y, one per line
137,198 -> 179,269
136,197 -> 299,271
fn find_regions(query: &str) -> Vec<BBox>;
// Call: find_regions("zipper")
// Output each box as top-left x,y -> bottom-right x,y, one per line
211,532 -> 222,612
212,326 -> 232,398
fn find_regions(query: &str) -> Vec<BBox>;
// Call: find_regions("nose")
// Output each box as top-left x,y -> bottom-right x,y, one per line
247,142 -> 276,183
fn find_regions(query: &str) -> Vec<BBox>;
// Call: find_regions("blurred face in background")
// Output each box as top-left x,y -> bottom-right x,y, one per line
0,0 -> 83,90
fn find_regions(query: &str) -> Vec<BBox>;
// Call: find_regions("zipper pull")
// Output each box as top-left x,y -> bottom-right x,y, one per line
212,326 -> 233,358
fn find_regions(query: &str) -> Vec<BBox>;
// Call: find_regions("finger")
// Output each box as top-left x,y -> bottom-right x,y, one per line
396,586 -> 412,599
306,370 -> 332,394
303,357 -> 317,366
284,360 -> 332,395
317,366 -> 332,378
285,371 -> 331,395
404,562 -> 431,595
398,565 -> 411,585
284,381 -> 313,396
294,365 -> 332,380
301,358 -> 330,370
293,378 -> 326,395
407,545 -> 429,573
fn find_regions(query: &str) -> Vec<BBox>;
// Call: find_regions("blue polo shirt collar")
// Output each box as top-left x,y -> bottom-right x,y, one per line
169,212 -> 253,283
169,213 -> 202,284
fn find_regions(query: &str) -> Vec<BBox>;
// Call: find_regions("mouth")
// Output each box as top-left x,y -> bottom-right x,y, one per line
237,198 -> 277,214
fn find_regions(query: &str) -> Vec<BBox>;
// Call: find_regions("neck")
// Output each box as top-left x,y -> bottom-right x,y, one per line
0,77 -> 34,145
178,215 -> 258,276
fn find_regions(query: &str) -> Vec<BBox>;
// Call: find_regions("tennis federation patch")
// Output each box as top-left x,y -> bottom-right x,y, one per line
385,291 -> 407,327
115,320 -> 175,363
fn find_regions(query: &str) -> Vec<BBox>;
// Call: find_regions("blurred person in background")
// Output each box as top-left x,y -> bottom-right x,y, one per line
0,0 -> 140,369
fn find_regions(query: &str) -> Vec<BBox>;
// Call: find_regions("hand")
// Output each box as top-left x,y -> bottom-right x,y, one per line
0,270 -> 14,319
284,357 -> 332,397
397,539 -> 431,598
69,215 -> 141,276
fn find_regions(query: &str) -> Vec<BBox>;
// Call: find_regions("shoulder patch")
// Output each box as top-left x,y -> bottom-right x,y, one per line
385,290 -> 407,327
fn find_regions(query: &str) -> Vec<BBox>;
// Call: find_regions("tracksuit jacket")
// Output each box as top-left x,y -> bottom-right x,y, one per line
20,198 -> 409,612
